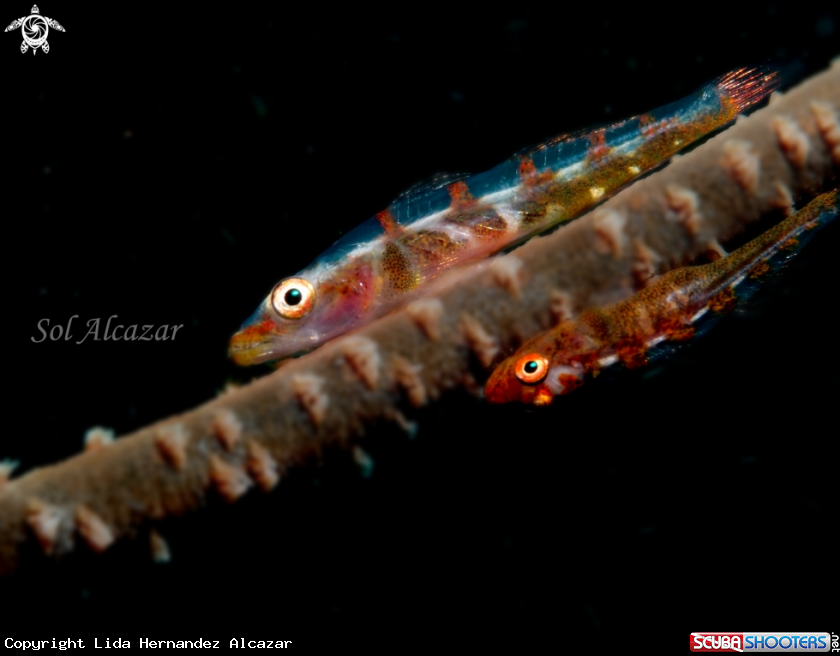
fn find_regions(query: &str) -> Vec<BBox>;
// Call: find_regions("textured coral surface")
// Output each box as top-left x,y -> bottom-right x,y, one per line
2,5 -> 838,647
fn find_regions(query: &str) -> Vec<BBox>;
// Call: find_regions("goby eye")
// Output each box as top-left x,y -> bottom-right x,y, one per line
271,277 -> 315,319
514,353 -> 549,385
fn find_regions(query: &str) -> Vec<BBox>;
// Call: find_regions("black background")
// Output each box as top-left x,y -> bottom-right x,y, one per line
1,3 -> 838,647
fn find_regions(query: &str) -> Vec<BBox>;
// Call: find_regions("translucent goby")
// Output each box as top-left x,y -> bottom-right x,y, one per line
230,67 -> 780,365
485,188 -> 839,406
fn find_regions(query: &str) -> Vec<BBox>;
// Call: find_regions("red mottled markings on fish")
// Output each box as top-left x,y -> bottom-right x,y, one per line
558,373 -> 584,394
375,210 -> 401,237
447,181 -> 476,209
518,155 -> 553,187
398,230 -> 462,268
587,128 -> 610,161
247,318 -> 275,337
445,206 -> 509,241
749,260 -> 772,279
638,113 -> 657,136
656,314 -> 695,342
518,156 -> 537,179
613,336 -> 648,369
442,178 -> 509,241
709,287 -> 737,314
320,262 -> 376,302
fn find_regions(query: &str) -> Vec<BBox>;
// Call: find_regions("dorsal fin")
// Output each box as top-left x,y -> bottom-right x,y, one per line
513,116 -> 634,159
513,132 -> 575,158
395,171 -> 472,203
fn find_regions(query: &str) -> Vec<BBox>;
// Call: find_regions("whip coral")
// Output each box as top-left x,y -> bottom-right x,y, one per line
1,64 -> 838,578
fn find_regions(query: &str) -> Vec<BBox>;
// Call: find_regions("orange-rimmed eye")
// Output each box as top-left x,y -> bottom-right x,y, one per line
514,353 -> 549,385
270,277 -> 316,320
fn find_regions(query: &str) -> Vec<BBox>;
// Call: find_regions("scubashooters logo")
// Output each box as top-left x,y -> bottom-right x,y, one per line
690,632 -> 833,652
4,5 -> 64,54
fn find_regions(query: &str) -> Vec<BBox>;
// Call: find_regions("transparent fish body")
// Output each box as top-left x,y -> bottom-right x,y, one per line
230,68 -> 780,365
485,189 -> 839,406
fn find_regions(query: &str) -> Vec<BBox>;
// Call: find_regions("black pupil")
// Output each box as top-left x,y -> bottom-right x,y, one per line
285,288 -> 302,306
524,361 -> 539,374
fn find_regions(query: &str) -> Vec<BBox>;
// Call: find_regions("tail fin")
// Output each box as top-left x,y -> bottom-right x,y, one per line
645,188 -> 838,364
716,65 -> 783,115
768,188 -> 839,260
719,187 -> 838,302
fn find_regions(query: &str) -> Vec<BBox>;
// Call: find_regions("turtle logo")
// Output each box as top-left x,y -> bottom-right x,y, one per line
5,5 -> 64,55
